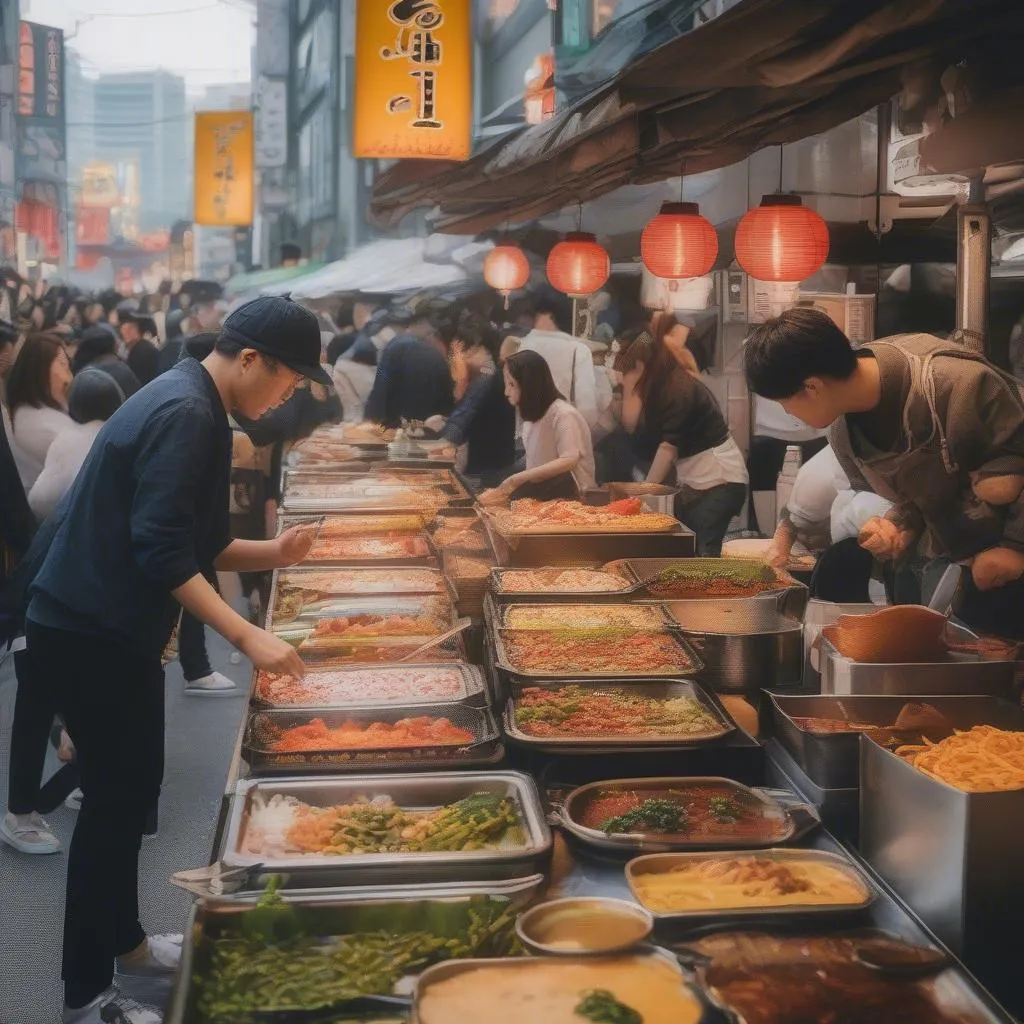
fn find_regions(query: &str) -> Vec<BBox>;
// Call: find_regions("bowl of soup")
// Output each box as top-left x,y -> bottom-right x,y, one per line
515,897 -> 653,956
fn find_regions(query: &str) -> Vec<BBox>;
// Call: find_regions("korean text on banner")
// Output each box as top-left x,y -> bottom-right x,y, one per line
194,111 -> 254,227
354,0 -> 472,161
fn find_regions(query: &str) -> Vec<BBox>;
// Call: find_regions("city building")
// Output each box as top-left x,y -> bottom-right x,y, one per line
92,69 -> 189,232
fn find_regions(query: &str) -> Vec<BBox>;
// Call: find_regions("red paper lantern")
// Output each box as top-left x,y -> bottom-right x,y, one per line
483,244 -> 530,308
546,232 -> 610,298
641,202 -> 718,279
735,195 -> 830,282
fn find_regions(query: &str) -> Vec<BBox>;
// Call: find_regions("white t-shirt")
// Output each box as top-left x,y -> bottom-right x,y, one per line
10,403 -> 73,491
522,398 -> 597,492
519,329 -> 600,430
675,434 -> 748,491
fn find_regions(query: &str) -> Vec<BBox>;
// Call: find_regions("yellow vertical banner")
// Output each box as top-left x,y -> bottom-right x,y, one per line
354,0 -> 473,161
194,111 -> 254,227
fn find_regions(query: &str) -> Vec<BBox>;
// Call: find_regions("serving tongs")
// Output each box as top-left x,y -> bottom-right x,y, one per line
169,861 -> 269,898
398,617 -> 472,662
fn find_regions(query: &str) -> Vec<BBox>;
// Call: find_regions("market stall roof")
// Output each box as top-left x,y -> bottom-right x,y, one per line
224,263 -> 324,298
283,237 -> 492,301
370,0 -> 1024,234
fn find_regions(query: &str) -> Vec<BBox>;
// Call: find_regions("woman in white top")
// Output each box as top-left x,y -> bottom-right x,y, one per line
478,348 -> 596,505
29,366 -> 126,520
7,331 -> 74,490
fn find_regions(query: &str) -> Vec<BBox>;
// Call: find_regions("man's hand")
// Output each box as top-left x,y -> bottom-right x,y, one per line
858,517 -> 916,561
424,414 -> 447,433
970,547 -> 1024,591
239,625 -> 306,678
478,484 -> 511,507
276,524 -> 316,566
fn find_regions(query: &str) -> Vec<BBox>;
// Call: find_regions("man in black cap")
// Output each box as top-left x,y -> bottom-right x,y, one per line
22,295 -> 331,1024
119,309 -> 160,386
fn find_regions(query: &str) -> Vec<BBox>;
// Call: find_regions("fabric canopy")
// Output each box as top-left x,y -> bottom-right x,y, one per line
370,0 -> 1024,234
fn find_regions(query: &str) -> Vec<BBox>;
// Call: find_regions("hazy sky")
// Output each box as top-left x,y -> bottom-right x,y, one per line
23,0 -> 253,90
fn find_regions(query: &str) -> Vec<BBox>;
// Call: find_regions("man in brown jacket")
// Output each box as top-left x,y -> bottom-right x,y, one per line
744,308 -> 1024,639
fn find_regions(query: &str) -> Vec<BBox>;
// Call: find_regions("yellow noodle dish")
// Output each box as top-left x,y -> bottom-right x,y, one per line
630,853 -> 871,914
417,956 -> 702,1024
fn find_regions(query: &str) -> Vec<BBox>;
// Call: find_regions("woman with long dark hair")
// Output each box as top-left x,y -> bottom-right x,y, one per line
478,348 -> 595,505
619,328 -> 747,555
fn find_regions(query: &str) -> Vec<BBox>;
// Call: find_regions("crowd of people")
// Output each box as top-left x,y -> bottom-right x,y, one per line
0,267 -> 1023,1023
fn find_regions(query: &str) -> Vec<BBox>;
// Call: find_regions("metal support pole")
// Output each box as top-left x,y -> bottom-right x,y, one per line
955,180 -> 991,356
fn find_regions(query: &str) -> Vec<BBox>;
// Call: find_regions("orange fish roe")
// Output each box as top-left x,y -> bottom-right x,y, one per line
267,716 -> 475,752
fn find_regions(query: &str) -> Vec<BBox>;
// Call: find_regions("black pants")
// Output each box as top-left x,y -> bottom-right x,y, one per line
26,621 -> 165,1009
509,471 -> 578,502
747,435 -> 829,532
809,538 -> 875,603
179,610 -> 211,681
676,482 -> 748,557
7,648 -> 79,815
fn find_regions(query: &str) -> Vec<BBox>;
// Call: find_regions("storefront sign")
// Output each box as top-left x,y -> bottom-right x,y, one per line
81,162 -> 119,208
18,21 -> 63,121
194,111 -> 254,227
255,76 -> 287,169
354,0 -> 472,161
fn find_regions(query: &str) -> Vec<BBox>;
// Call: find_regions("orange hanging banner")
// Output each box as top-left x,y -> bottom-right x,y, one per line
194,111 -> 254,227
354,0 -> 473,161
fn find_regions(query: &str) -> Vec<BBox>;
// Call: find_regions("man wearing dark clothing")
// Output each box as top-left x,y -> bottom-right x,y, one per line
365,326 -> 454,428
120,312 -> 160,386
22,295 -> 328,1024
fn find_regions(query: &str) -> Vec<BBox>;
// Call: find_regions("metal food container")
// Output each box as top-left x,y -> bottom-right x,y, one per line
251,662 -> 488,711
490,599 -> 673,631
503,679 -> 735,753
268,594 -> 455,633
487,565 -> 636,604
491,626 -> 703,681
625,847 -> 876,922
280,629 -> 465,666
860,721 -> 1024,1004
819,624 -> 1017,697
243,705 -> 503,773
553,776 -> 817,855
167,877 -> 543,1024
661,599 -> 803,694
223,771 -> 553,887
768,694 -> 1023,790
803,599 -> 877,683
612,557 -> 808,618
275,513 -> 439,567
280,470 -> 471,513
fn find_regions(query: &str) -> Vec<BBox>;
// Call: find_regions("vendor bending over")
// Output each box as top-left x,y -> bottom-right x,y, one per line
744,308 -> 1024,640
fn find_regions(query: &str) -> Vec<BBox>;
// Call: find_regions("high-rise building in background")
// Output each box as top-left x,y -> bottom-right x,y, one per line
65,48 -> 95,192
92,69 -> 188,232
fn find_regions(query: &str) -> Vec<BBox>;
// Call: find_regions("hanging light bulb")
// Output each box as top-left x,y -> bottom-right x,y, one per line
734,194 -> 829,282
483,244 -> 530,309
546,232 -> 610,298
641,201 -> 718,279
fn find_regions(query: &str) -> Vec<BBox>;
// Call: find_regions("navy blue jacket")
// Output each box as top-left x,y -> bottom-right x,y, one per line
27,358 -> 231,655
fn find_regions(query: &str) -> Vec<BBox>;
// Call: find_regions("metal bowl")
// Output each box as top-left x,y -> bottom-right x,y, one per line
515,897 -> 654,957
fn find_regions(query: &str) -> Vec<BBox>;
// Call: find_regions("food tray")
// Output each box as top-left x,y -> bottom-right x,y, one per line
553,777 -> 817,855
243,705 -> 503,773
504,679 -> 735,752
491,626 -> 703,680
487,565 -> 635,603
612,557 -> 808,617
625,848 -> 876,922
411,950 -> 710,1024
767,694 -> 1024,790
269,593 -> 455,633
486,524 -> 695,568
251,662 -> 489,711
492,601 -> 673,631
222,771 -> 553,886
167,877 -> 543,1024
281,628 -> 464,666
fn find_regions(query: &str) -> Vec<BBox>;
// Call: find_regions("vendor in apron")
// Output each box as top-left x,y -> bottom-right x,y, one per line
744,308 -> 1024,640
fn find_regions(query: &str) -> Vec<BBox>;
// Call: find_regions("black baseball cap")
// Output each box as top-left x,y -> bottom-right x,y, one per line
220,294 -> 332,386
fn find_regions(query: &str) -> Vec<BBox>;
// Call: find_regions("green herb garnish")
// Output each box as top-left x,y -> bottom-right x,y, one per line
601,798 -> 686,835
708,796 -> 742,824
576,989 -> 643,1024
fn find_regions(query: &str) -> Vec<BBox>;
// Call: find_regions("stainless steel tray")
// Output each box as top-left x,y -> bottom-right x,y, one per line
553,777 -> 818,855
493,600 -> 673,631
503,679 -> 735,752
488,565 -> 636,603
819,625 -> 1017,697
610,557 -> 808,618
279,628 -> 464,666
491,626 -> 703,681
251,662 -> 488,711
167,877 -> 542,1024
243,704 -> 503,773
768,693 -> 1024,790
222,772 -> 552,886
269,593 -> 455,632
625,847 -> 877,922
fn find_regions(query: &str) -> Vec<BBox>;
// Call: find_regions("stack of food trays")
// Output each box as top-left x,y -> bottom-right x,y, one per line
432,509 -> 499,618
280,466 -> 472,514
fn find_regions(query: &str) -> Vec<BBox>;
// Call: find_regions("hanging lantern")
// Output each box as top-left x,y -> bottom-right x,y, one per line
734,194 -> 830,282
641,202 -> 718,279
483,244 -> 530,309
546,232 -> 610,298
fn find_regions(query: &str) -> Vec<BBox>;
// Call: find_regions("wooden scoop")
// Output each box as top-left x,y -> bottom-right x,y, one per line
892,702 -> 951,733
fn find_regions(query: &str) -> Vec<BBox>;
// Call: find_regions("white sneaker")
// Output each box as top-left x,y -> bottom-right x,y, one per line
184,670 -> 237,696
65,788 -> 84,812
0,811 -> 61,854
62,985 -> 161,1024
116,933 -> 183,978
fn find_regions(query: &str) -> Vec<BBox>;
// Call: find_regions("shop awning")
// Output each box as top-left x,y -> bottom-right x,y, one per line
370,0 -> 1024,234
224,263 -> 325,298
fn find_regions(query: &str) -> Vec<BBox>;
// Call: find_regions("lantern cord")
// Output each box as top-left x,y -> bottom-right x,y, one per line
576,199 -> 584,232
778,144 -> 785,195
680,159 -> 687,203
